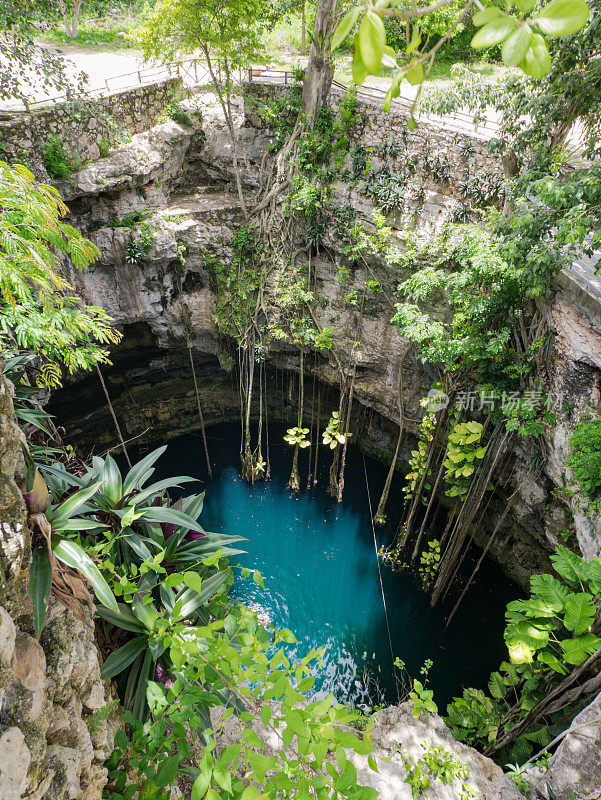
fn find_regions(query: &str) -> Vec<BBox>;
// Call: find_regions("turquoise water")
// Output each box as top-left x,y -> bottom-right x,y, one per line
148,421 -> 517,710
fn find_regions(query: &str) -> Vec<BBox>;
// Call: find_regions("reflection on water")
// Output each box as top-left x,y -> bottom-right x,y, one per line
146,422 -> 518,709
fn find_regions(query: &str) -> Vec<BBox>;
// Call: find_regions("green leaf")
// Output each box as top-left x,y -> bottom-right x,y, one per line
505,620 -> 550,650
191,772 -> 210,800
488,671 -> 507,699
519,33 -> 552,78
534,0 -> 589,36
589,558 -> 601,594
501,23 -> 532,66
352,43 -> 369,85
177,569 -> 230,617
560,633 -> 601,665
123,446 -> 166,493
243,729 -> 265,748
100,635 -> 148,679
551,547 -> 589,585
286,710 -> 305,734
102,453 -> 123,506
212,764 -> 232,795
96,603 -> 146,633
131,649 -> 153,721
538,650 -> 567,674
563,592 -> 596,635
473,6 -> 504,25
357,11 -> 385,74
51,480 -> 104,529
132,595 -> 159,629
530,573 -> 569,612
406,61 -> 424,86
183,571 -> 203,593
240,788 -> 261,800
30,547 -> 52,637
260,705 -> 271,728
383,70 -> 404,112
332,6 -> 362,51
53,537 -> 118,611
471,17 -> 516,48
133,476 -> 197,508
155,755 -> 179,788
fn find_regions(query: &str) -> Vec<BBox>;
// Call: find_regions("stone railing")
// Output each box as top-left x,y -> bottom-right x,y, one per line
0,76 -> 181,174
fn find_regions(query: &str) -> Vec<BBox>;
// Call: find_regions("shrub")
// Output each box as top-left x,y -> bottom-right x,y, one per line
42,135 -> 82,179
567,415 -> 601,498
160,99 -> 194,127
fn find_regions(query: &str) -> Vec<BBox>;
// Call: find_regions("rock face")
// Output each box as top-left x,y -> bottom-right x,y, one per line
40,84 -> 601,583
212,701 -> 522,800
351,705 -> 522,800
0,366 -> 119,800
525,691 -> 601,800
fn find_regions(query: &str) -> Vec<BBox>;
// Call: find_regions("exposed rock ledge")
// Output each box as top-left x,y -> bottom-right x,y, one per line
212,701 -> 521,800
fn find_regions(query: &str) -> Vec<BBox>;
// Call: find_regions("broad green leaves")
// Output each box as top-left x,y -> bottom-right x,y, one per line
471,0 -> 590,77
330,0 -> 590,114
449,546 -> 601,758
502,23 -> 533,66
331,6 -> 361,51
563,592 -> 596,635
357,12 -> 386,74
53,537 -> 118,612
534,0 -> 589,35
472,16 -> 517,47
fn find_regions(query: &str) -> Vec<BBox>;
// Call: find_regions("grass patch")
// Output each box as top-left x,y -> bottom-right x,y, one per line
34,5 -> 147,50
42,135 -> 83,179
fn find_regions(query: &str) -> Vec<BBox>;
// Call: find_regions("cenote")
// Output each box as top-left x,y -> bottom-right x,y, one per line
139,420 -> 518,710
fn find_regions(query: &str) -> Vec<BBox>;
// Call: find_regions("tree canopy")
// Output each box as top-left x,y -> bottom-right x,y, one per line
0,162 -> 120,387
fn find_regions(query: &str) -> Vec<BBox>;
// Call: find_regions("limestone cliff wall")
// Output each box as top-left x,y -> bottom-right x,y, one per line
37,87 -> 601,582
0,368 -> 119,800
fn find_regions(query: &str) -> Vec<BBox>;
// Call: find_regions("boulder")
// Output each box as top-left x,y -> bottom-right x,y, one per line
526,691 -> 601,800
212,701 -> 522,800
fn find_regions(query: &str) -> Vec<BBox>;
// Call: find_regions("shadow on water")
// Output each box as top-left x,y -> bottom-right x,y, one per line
134,420 -> 518,711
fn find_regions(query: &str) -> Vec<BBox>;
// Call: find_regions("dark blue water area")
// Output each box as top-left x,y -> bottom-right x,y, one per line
135,421 -> 518,711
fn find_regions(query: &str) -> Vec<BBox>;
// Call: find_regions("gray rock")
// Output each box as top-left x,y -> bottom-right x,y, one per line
0,727 -> 31,800
528,692 -> 601,800
349,704 -> 522,800
212,701 -> 521,800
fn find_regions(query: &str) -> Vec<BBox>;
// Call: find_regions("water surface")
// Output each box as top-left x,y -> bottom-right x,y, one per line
147,421 -> 517,709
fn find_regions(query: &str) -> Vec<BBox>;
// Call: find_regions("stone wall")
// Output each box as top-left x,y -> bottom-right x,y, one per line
243,80 -> 502,239
0,77 -> 182,176
0,368 -> 119,800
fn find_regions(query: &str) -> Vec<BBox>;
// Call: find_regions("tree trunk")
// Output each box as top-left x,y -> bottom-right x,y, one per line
301,0 -> 337,123
60,0 -> 83,38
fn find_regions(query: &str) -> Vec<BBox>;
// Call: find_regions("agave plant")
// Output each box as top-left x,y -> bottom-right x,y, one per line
23,445 -> 118,637
42,446 -> 245,720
